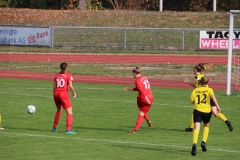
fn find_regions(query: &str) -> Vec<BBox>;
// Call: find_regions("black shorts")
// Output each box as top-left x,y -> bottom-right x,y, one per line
210,98 -> 216,107
193,109 -> 212,124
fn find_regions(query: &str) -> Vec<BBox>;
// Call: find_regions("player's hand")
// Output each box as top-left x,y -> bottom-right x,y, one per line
183,78 -> 189,83
145,97 -> 151,105
217,106 -> 221,113
124,87 -> 129,92
73,92 -> 76,98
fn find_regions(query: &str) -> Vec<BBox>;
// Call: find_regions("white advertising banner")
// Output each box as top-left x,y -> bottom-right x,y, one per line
0,26 -> 51,47
200,31 -> 240,50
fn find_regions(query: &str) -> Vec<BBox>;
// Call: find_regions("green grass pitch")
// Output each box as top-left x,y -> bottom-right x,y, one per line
0,78 -> 239,160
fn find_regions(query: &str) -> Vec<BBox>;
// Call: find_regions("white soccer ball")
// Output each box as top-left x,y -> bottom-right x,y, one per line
27,105 -> 36,114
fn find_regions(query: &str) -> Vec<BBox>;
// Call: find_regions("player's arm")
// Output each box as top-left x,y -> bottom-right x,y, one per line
190,90 -> 195,104
210,94 -> 221,112
183,78 -> 196,88
124,87 -> 138,91
53,81 -> 56,95
209,88 -> 220,112
69,81 -> 76,98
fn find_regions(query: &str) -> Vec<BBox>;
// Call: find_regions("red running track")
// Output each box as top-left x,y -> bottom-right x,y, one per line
0,53 -> 227,65
0,70 -> 226,90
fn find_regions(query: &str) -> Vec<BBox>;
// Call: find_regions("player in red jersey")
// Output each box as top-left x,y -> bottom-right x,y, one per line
124,66 -> 154,133
52,62 -> 77,134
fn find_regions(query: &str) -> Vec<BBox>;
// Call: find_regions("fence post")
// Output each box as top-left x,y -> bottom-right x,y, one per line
159,0 -> 163,12
182,29 -> 185,51
124,27 -> 127,50
51,27 -> 54,49
213,0 -> 216,12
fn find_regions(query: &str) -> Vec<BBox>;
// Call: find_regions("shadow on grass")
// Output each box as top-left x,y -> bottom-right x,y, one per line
159,128 -> 187,133
3,126 -> 49,132
75,125 -> 188,133
75,126 -> 128,132
112,144 -> 189,155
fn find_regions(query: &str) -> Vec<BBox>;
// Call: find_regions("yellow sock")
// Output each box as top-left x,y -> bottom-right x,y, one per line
202,127 -> 209,143
190,114 -> 194,128
193,130 -> 199,144
216,113 -> 227,122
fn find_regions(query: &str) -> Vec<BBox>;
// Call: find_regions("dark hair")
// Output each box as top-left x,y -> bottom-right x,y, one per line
194,63 -> 214,73
132,66 -> 140,74
60,62 -> 68,73
199,76 -> 209,86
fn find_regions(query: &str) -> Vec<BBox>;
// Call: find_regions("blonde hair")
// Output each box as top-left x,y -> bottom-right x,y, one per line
132,66 -> 140,74
194,63 -> 214,72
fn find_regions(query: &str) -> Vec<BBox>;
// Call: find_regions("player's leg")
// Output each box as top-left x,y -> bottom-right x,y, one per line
191,110 -> 202,156
143,98 -> 153,127
52,96 -> 62,132
129,111 -> 144,133
211,99 -> 233,132
201,123 -> 209,152
144,112 -> 153,127
0,114 -> 4,130
65,107 -> 76,134
201,112 -> 212,152
193,122 -> 200,145
129,98 -> 145,133
60,93 -> 76,134
186,112 -> 194,132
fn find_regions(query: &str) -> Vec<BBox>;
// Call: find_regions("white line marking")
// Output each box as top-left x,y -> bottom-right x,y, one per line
0,132 -> 239,154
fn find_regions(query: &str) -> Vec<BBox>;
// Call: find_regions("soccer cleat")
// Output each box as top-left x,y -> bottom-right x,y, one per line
128,130 -> 136,133
225,120 -> 233,132
191,144 -> 197,156
66,130 -> 77,134
201,141 -> 207,152
0,127 -> 4,130
52,128 -> 57,132
185,127 -> 193,132
147,120 -> 153,127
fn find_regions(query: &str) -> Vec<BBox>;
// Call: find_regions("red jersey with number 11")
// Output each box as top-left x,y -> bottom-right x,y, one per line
133,76 -> 153,98
54,72 -> 73,93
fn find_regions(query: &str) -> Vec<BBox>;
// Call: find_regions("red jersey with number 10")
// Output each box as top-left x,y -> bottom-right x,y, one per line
54,72 -> 73,93
134,76 -> 153,98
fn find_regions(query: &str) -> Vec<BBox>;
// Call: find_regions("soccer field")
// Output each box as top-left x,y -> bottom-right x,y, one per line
0,78 -> 239,160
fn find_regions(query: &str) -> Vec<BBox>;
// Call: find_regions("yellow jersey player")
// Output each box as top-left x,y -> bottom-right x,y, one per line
184,63 -> 233,132
190,76 -> 219,156
0,114 -> 4,130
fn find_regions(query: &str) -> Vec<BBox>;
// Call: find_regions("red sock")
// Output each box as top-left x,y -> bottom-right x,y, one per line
134,115 -> 144,131
66,114 -> 73,131
53,111 -> 62,128
144,113 -> 149,121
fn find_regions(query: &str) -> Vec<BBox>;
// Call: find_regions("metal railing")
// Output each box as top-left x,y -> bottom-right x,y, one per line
0,25 -> 231,51
52,26 -> 230,51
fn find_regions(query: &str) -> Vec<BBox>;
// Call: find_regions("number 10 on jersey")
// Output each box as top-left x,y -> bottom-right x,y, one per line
56,78 -> 65,88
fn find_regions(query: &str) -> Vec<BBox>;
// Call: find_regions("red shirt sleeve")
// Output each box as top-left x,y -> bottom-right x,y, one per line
68,74 -> 73,82
133,87 -> 139,91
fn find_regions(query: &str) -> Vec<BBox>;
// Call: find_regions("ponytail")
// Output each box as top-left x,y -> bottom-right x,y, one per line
132,65 -> 140,74
194,63 -> 214,72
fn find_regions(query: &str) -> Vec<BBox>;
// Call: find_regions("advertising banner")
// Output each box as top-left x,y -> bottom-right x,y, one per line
200,31 -> 240,50
0,26 -> 51,47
